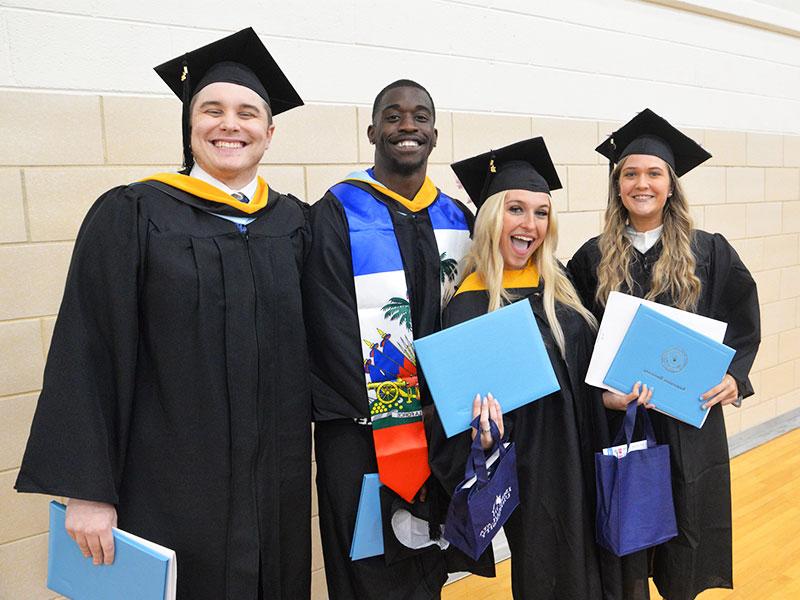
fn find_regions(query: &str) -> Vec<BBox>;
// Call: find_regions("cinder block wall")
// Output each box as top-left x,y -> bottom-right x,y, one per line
1,91 -> 799,599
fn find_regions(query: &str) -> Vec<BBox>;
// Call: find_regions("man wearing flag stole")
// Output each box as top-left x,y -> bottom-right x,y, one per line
303,80 -> 473,599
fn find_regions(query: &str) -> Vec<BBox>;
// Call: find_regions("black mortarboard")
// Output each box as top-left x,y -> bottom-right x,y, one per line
451,137 -> 562,210
596,108 -> 711,177
154,27 -> 303,169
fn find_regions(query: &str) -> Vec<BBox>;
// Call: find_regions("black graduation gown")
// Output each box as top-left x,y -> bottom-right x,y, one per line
302,181 -> 479,600
15,181 -> 312,600
429,284 -> 621,600
568,230 -> 761,600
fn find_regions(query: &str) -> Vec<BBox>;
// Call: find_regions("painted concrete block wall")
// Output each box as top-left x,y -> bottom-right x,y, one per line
1,90 -> 799,598
1,1 -> 799,134
2,1 -> 800,597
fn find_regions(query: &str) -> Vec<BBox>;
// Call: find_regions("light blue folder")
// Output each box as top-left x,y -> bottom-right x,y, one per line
414,299 -> 559,438
350,473 -> 384,561
48,501 -> 174,600
603,304 -> 735,429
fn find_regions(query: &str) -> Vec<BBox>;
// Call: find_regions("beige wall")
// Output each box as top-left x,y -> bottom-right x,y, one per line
1,90 -> 799,599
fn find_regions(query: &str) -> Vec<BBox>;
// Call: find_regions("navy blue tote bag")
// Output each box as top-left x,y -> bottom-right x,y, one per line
443,416 -> 519,561
595,400 -> 678,556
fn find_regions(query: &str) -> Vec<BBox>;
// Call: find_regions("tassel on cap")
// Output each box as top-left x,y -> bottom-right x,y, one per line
180,57 -> 193,172
477,151 -> 497,206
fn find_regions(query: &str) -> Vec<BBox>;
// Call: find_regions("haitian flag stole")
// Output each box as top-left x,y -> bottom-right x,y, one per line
332,177 -> 470,502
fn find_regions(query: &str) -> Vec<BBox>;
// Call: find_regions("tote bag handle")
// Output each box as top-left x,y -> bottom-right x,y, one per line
463,415 -> 506,486
613,399 -> 657,450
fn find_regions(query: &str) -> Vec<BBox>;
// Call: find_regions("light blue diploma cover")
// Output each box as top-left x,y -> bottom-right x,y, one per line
603,304 -> 735,428
47,501 -> 173,600
413,299 -> 560,438
350,473 -> 384,560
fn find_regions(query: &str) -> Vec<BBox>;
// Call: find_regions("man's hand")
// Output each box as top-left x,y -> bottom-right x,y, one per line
65,499 -> 117,565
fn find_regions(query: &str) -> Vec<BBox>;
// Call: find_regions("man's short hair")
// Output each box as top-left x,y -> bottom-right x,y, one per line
371,79 -> 435,122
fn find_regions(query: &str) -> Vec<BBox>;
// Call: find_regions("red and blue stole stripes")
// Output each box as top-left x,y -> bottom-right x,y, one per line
332,170 -> 470,501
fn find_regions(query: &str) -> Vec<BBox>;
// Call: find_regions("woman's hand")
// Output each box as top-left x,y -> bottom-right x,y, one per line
602,381 -> 654,411
470,393 -> 504,450
700,373 -> 739,409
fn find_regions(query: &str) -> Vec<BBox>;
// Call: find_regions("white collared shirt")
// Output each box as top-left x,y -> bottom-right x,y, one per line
624,224 -> 663,253
189,164 -> 257,226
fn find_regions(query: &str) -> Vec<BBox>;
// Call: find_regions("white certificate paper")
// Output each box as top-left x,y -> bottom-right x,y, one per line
586,291 -> 728,393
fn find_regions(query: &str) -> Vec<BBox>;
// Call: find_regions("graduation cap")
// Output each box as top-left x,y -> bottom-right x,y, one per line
154,27 -> 303,169
451,137 -> 562,210
596,108 -> 711,177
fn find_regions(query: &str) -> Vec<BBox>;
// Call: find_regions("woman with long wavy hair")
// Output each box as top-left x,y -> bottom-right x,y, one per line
568,109 -> 761,600
429,138 -> 639,599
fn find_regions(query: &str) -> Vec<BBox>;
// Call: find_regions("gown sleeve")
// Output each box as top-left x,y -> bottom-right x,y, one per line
427,412 -> 473,497
15,186 -> 144,504
708,233 -> 761,399
302,192 -> 370,420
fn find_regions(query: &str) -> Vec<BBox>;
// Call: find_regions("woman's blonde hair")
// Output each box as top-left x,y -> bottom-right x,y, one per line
458,190 -> 597,357
595,156 -> 701,310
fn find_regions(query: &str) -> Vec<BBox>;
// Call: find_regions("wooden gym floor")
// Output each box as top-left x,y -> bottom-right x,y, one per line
442,427 -> 800,600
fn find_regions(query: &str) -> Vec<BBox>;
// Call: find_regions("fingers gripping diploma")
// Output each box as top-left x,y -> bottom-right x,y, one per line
470,393 -> 504,451
65,499 -> 117,565
602,381 -> 655,411
700,373 -> 739,410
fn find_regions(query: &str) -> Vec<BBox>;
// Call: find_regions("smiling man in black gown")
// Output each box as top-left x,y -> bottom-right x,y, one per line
303,80 -> 478,599
15,28 -> 313,600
